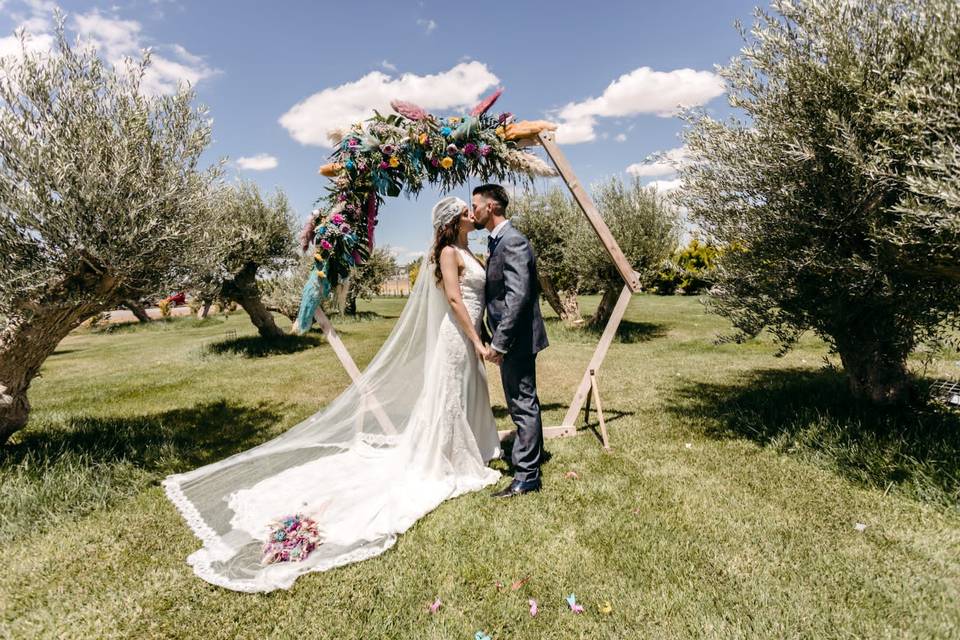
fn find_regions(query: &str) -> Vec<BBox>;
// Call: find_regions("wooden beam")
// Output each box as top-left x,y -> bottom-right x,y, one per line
498,424 -> 576,443
557,284 -> 633,428
589,369 -> 611,451
314,307 -> 398,435
537,130 -> 642,293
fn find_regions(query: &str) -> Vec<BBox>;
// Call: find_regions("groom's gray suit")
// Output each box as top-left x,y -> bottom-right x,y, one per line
484,220 -> 549,485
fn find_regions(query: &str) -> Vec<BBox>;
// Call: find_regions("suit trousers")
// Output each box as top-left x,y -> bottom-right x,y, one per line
499,351 -> 544,484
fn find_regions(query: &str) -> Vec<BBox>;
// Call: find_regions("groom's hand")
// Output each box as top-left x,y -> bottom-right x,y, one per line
486,350 -> 504,366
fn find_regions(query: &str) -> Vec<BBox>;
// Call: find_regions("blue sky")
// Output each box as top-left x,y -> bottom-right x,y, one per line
1,0 -> 759,262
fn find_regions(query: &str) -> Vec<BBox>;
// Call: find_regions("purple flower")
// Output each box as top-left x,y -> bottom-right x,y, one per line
479,145 -> 492,157
337,193 -> 347,202
379,160 -> 390,169
446,143 -> 459,156
463,142 -> 477,155
347,138 -> 359,147
320,239 -> 333,250
357,161 -> 367,172
340,224 -> 351,233
430,157 -> 440,167
381,144 -> 396,155
498,112 -> 512,124
331,213 -> 345,225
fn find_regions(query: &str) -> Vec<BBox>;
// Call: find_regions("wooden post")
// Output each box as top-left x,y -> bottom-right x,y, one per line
538,131 -> 641,293
314,307 -> 398,435
589,369 -> 611,451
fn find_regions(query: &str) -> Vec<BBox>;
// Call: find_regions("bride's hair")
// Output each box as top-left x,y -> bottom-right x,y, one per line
430,197 -> 467,286
431,213 -> 462,286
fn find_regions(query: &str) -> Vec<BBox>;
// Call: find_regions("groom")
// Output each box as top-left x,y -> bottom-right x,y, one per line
472,184 -> 549,498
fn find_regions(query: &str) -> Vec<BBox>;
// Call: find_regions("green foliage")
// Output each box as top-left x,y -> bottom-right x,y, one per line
678,0 -> 960,402
344,247 -> 398,314
650,239 -> 721,295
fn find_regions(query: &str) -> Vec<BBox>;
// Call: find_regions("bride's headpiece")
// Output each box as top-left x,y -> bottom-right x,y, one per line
431,196 -> 466,231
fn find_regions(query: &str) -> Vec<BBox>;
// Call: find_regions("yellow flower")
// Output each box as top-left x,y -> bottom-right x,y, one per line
314,252 -> 323,262
449,117 -> 461,125
599,602 -> 613,615
495,126 -> 506,138
440,156 -> 454,169
315,270 -> 326,279
418,132 -> 428,144
389,156 -> 399,168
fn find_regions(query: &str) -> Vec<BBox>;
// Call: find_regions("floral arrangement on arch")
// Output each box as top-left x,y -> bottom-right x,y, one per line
294,89 -> 557,325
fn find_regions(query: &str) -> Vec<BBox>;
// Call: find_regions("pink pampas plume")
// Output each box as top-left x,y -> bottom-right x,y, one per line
366,194 -> 379,249
390,99 -> 428,121
299,215 -> 317,253
470,87 -> 503,117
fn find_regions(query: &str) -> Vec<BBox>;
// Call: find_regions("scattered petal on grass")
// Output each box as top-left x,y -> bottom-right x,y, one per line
566,594 -> 585,614
494,581 -> 504,591
510,576 -> 529,591
631,507 -> 642,515
529,599 -> 538,617
475,632 -> 492,640
854,522 -> 868,532
685,443 -> 692,449
564,471 -> 579,479
599,601 -> 613,615
429,597 -> 442,613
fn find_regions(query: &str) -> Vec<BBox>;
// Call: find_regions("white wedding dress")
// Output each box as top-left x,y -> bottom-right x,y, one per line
163,247 -> 501,592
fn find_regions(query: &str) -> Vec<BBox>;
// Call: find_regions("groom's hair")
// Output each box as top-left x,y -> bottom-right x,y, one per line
472,184 -> 509,213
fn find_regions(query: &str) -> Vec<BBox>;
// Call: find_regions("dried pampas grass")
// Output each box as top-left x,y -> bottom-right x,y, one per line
505,149 -> 557,178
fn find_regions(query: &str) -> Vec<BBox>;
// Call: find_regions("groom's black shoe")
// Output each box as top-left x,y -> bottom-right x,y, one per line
492,479 -> 541,498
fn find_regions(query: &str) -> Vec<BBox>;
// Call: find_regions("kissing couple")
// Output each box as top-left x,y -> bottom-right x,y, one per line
163,183 -> 549,592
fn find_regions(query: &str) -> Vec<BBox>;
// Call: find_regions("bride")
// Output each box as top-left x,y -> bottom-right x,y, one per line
163,196 -> 503,592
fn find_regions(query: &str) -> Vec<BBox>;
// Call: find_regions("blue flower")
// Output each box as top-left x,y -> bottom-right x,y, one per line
345,159 -> 355,170
440,126 -> 452,136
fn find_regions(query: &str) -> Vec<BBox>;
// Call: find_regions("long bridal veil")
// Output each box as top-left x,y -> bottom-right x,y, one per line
163,247 -> 500,592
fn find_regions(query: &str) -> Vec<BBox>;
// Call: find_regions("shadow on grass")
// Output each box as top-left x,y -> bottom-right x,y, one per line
205,333 -> 324,358
545,318 -> 666,345
668,367 -> 960,510
0,401 -> 285,541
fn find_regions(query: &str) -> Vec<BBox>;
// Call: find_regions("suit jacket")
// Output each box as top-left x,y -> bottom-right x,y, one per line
484,222 -> 549,355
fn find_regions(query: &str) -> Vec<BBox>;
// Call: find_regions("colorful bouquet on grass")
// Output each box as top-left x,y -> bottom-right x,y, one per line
260,514 -> 324,564
291,89 -> 557,334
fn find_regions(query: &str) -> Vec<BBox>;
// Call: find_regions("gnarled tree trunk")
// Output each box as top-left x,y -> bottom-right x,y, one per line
835,340 -> 912,405
222,262 -> 284,338
123,299 -> 151,323
587,285 -> 621,330
538,273 -> 583,326
0,306 -> 98,444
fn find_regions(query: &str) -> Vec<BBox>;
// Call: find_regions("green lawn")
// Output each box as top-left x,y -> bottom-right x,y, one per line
1,296 -> 958,639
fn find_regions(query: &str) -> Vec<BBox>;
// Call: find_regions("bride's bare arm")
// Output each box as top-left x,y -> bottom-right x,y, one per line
439,246 -> 488,360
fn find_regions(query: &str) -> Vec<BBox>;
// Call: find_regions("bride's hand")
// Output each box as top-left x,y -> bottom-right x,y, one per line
474,341 -> 490,361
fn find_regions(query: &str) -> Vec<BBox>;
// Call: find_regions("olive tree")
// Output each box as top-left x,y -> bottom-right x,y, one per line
343,247 -> 398,316
511,188 -> 585,325
678,0 -> 960,404
191,181 -> 298,337
0,23 -> 217,443
260,256 -> 323,326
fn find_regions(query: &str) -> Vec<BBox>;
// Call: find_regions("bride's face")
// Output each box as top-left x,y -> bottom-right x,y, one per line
461,206 -> 476,228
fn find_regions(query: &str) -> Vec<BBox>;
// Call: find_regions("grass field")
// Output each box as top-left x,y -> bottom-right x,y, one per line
1,295 -> 958,639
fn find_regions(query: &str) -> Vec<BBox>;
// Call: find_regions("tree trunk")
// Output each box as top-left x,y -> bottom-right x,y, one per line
836,343 -> 911,405
587,286 -> 621,330
344,289 -> 358,316
123,299 -> 151,323
538,274 -> 583,326
224,263 -> 284,338
0,307 -> 94,444
197,300 -> 212,319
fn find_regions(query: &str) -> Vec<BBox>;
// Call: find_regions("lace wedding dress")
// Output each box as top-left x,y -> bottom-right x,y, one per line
163,246 -> 501,592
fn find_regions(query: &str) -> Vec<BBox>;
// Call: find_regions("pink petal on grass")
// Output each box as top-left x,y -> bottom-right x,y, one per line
529,599 -> 538,617
429,597 -> 442,613
564,471 -> 579,480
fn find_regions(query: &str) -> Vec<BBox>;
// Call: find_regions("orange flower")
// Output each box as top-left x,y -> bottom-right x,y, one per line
418,132 -> 428,145
440,156 -> 454,169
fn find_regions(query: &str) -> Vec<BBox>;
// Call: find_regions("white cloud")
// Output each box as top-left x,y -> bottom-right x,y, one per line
236,153 -> 278,171
380,59 -> 397,72
72,10 -> 217,95
644,177 -> 683,192
0,5 -> 217,95
626,145 -> 690,177
279,61 -> 499,147
554,66 -> 725,144
416,18 -> 437,34
615,133 -> 627,143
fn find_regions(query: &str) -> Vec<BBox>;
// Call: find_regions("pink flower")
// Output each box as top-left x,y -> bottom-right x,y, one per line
463,142 -> 477,155
446,143 -> 459,156
379,160 -> 390,169
390,99 -> 428,120
331,213 -> 345,225
479,145 -> 492,157
348,138 -> 359,147
320,240 -> 333,250
430,157 -> 440,167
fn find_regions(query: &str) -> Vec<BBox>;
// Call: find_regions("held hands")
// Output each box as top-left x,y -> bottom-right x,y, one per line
485,348 -> 504,366
474,341 -> 491,362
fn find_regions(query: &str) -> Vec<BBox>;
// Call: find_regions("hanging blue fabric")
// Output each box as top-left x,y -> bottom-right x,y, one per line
291,268 -> 330,335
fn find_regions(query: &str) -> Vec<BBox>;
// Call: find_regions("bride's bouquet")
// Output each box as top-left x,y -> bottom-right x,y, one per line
260,514 -> 325,564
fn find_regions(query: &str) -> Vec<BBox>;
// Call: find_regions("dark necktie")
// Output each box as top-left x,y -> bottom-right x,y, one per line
487,233 -> 500,256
